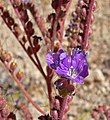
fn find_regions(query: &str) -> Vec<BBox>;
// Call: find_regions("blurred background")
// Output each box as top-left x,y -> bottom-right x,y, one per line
0,0 -> 110,119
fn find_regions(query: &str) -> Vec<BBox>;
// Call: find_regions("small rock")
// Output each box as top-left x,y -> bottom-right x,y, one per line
93,69 -> 105,82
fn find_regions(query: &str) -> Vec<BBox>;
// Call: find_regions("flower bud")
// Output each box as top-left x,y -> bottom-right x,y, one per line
10,62 -> 17,72
72,34 -> 78,40
7,112 -> 16,119
91,14 -> 94,24
62,115 -> 67,120
92,2 -> 97,11
78,0 -> 86,7
67,96 -> 73,103
80,23 -> 84,30
98,105 -> 106,113
76,6 -> 81,15
64,105 -> 69,113
72,12 -> 78,20
53,98 -> 60,110
21,10 -> 29,23
26,27 -> 34,37
81,8 -> 87,17
78,35 -> 83,44
105,108 -> 110,119
26,21 -> 33,29
0,97 -> 6,110
6,53 -> 12,62
1,51 -> 12,62
3,11 -> 10,18
88,27 -> 93,36
8,17 -> 14,26
51,110 -> 58,120
16,70 -> 24,81
1,108 -> 10,118
91,110 -> 100,119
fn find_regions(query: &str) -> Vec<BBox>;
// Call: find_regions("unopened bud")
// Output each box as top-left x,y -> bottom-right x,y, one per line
91,14 -> 94,24
51,110 -> 58,120
6,52 -> 12,62
13,24 -> 22,36
0,97 -> 6,110
64,105 -> 69,113
78,0 -> 86,7
8,17 -> 14,26
81,8 -> 87,17
92,2 -> 97,11
10,62 -> 17,72
1,108 -> 10,118
53,98 -> 60,110
62,115 -> 67,120
80,23 -> 84,30
67,96 -> 73,103
3,11 -> 10,18
16,70 -> 24,81
72,12 -> 78,20
76,6 -> 81,15
88,28 -> 93,36
98,105 -> 106,113
105,108 -> 110,119
78,35 -> 83,44
1,51 -> 12,62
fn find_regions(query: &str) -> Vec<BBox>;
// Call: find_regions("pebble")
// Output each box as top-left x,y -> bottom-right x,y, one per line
93,69 -> 105,82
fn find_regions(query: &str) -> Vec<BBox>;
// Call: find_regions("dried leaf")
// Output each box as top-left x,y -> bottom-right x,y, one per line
33,45 -> 40,53
51,0 -> 60,10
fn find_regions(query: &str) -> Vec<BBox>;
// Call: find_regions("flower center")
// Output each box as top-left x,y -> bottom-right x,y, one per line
67,66 -> 77,78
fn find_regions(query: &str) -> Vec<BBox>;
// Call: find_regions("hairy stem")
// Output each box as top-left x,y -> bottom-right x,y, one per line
83,0 -> 95,49
10,0 -> 47,79
59,0 -> 72,42
59,96 -> 68,120
0,60 -> 46,115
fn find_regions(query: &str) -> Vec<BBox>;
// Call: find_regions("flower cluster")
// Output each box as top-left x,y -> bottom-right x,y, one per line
51,95 -> 73,120
46,47 -> 88,84
66,0 -> 96,49
0,48 -> 24,81
91,105 -> 110,120
0,95 -> 16,120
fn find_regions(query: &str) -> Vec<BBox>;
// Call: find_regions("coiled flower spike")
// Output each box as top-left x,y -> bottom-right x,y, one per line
46,48 -> 89,84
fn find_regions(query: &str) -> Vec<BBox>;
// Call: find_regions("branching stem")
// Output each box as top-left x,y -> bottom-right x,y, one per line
0,60 -> 46,115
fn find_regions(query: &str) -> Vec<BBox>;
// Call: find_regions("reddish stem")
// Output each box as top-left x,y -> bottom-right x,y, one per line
59,96 -> 68,120
1,3 -> 52,107
51,0 -> 72,48
26,2 -> 51,51
83,0 -> 95,50
27,4 -> 47,38
9,0 -> 47,79
59,0 -> 72,43
0,60 -> 46,115
10,0 -> 53,106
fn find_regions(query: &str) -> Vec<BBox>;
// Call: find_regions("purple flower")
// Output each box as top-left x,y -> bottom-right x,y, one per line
46,48 -> 89,84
